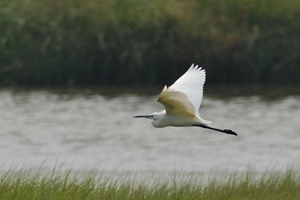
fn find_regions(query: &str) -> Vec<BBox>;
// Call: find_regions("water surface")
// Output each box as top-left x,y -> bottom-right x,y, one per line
0,87 -> 300,174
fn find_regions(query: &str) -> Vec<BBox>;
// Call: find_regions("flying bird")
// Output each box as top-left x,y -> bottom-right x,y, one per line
134,64 -> 238,136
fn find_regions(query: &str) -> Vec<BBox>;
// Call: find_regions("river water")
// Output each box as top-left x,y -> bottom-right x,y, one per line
0,86 -> 300,174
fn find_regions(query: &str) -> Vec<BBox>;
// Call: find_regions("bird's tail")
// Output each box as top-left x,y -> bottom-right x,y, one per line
199,118 -> 212,126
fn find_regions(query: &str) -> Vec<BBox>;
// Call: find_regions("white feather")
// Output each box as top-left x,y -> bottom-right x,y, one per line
169,64 -> 206,117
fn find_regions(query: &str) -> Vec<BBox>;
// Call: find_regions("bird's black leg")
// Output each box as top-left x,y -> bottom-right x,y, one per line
193,125 -> 238,136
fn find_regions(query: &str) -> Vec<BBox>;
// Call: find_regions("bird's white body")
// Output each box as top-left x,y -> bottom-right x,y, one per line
150,110 -> 212,128
135,64 -> 237,136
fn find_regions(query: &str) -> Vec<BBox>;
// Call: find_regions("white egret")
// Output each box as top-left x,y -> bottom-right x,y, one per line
134,64 -> 237,136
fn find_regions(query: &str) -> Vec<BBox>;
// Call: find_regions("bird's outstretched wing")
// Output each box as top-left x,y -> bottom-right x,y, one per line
157,64 -> 206,117
157,85 -> 196,118
171,64 -> 206,115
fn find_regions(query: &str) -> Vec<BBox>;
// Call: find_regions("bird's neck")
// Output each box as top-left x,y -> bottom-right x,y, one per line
151,111 -> 167,127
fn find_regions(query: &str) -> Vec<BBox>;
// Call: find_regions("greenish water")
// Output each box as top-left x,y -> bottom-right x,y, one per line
0,86 -> 299,174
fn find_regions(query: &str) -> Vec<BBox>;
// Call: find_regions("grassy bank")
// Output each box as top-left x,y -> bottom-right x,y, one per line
1,168 -> 300,199
0,0 -> 300,86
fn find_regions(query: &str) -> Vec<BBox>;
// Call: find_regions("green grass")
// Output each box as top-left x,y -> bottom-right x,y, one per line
1,167 -> 300,199
1,0 -> 300,86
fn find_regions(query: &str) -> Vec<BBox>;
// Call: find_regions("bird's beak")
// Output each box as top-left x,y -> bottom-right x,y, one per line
134,115 -> 153,119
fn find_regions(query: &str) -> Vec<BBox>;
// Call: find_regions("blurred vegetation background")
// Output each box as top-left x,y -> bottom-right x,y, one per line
0,0 -> 299,86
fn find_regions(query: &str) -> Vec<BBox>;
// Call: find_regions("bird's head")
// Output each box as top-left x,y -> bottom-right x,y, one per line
134,111 -> 166,127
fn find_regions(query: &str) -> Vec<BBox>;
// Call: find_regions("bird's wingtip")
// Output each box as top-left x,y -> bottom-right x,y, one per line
189,63 -> 203,71
189,64 -> 194,69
